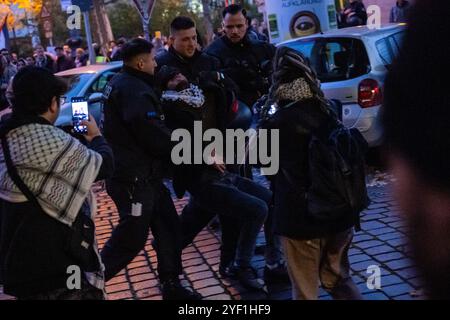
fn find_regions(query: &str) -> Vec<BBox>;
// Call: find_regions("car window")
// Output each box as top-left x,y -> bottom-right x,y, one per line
283,37 -> 370,83
58,74 -> 94,98
88,70 -> 118,94
286,39 -> 315,58
376,31 -> 405,66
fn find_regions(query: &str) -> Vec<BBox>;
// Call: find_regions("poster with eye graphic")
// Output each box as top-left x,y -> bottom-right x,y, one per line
265,0 -> 337,44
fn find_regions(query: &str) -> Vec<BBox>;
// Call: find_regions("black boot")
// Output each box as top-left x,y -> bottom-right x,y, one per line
235,266 -> 268,293
264,262 -> 290,283
161,278 -> 202,300
219,260 -> 238,278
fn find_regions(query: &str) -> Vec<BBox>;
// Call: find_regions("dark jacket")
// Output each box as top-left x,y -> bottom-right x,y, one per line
156,46 -> 221,84
204,35 -> 275,107
262,99 -> 356,239
0,116 -> 114,297
162,78 -> 235,198
102,66 -> 173,182
56,55 -> 76,72
390,1 -> 412,23
247,27 -> 268,42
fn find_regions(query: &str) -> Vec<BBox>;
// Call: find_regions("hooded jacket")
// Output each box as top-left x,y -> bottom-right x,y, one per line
161,76 -> 235,198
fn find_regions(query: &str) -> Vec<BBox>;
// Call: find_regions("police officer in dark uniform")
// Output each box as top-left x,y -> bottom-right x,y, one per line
100,38 -> 200,300
205,4 -> 275,109
205,4 -> 273,180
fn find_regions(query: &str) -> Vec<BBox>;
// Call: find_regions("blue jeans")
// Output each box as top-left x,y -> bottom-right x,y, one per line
188,172 -> 269,267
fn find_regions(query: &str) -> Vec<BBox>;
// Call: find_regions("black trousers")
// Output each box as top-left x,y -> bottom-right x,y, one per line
101,179 -> 182,282
180,199 -> 239,266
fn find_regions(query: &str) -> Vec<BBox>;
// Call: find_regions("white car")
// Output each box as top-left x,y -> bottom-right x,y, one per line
278,23 -> 407,146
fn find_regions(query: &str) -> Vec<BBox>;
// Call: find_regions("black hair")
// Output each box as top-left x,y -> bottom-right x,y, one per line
382,0 -> 450,190
12,66 -> 67,117
170,16 -> 196,34
222,4 -> 247,19
121,38 -> 154,63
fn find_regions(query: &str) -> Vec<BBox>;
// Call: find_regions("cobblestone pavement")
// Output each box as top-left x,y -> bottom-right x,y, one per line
0,174 -> 425,301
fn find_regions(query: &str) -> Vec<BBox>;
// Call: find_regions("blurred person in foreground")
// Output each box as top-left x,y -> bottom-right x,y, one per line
0,67 -> 113,299
382,0 -> 450,300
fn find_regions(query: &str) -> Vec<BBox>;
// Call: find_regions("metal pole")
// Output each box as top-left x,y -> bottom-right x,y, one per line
83,10 -> 96,65
142,14 -> 150,41
12,27 -> 17,52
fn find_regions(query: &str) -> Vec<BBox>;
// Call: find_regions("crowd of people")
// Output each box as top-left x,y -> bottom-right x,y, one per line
0,0 -> 448,301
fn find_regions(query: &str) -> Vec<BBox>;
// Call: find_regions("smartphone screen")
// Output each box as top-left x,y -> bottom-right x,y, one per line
71,97 -> 88,134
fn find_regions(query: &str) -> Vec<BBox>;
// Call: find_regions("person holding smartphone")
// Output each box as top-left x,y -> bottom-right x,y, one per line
0,66 -> 114,300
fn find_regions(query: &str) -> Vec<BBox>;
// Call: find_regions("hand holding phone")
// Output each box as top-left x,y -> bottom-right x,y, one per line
80,115 -> 102,143
71,97 -> 89,134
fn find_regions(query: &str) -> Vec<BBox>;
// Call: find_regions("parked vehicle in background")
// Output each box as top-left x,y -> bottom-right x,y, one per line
278,23 -> 406,147
55,62 -> 122,129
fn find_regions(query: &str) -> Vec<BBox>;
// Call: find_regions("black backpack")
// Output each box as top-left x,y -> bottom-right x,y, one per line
284,99 -> 370,230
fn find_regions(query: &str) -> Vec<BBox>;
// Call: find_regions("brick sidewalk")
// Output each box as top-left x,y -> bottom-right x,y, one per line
0,180 -> 425,300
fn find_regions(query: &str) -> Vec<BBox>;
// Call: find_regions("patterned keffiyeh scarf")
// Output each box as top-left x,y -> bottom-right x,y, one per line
161,84 -> 205,109
274,77 -> 314,102
0,123 -> 103,227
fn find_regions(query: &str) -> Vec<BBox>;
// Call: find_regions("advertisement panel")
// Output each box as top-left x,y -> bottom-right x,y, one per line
265,0 -> 338,44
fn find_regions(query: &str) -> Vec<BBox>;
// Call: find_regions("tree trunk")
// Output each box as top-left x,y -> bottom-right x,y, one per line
92,0 -> 114,53
201,0 -> 214,46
